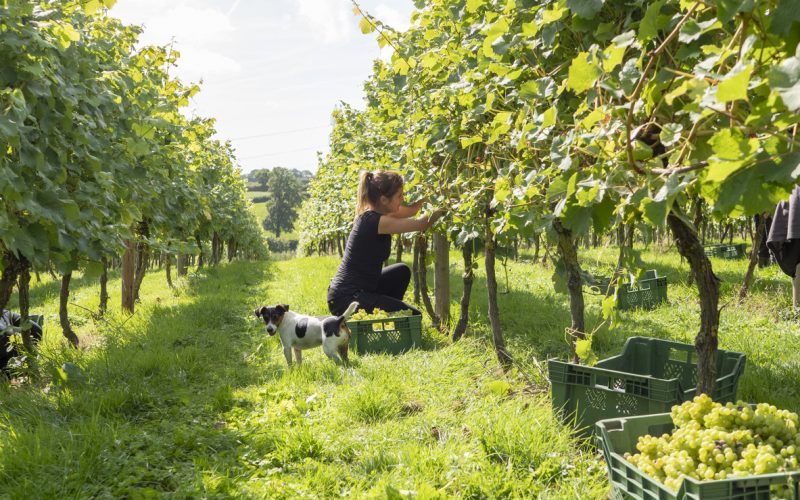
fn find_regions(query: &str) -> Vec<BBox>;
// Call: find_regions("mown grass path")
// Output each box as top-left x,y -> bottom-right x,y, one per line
2,246 -> 798,498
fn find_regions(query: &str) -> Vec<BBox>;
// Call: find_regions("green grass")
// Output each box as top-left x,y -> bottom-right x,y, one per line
246,189 -> 299,242
0,245 -> 797,497
248,189 -> 268,222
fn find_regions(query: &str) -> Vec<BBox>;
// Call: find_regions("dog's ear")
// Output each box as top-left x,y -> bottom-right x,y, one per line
281,304 -> 289,312
255,306 -> 266,318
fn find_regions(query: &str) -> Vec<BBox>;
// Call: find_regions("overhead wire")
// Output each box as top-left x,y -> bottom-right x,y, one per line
229,125 -> 329,141
240,147 -> 321,160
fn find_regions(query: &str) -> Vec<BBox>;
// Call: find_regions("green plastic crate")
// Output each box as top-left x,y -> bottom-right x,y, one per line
704,244 -> 748,259
585,270 -> 658,294
704,244 -> 723,257
347,314 -> 422,355
585,275 -> 616,295
617,275 -> 668,310
549,336 -> 746,436
724,243 -> 748,259
586,270 -> 668,310
596,411 -> 800,499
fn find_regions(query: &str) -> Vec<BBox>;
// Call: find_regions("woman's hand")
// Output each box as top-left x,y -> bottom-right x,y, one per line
426,208 -> 447,228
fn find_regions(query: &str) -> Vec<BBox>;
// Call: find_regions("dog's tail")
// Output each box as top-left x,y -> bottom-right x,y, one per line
340,301 -> 359,321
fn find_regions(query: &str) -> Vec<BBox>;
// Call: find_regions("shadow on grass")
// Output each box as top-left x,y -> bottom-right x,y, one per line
437,264 -> 681,363
0,260 -> 299,498
615,251 -> 790,295
5,269 -> 122,312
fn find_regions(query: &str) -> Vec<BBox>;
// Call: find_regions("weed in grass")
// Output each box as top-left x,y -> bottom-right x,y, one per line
344,384 -> 403,423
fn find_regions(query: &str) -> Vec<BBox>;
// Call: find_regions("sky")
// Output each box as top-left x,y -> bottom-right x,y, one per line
109,0 -> 414,174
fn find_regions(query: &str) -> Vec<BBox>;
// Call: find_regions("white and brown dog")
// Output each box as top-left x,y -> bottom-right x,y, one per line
254,301 -> 358,366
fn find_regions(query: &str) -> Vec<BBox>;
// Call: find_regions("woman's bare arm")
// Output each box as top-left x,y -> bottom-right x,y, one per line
378,208 -> 446,234
386,201 -> 423,219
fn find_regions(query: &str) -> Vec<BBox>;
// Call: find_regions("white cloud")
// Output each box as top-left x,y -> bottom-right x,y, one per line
109,0 -> 163,22
110,2 -> 242,84
137,5 -> 235,46
175,45 -> 242,82
296,0 -> 356,43
373,4 -> 410,31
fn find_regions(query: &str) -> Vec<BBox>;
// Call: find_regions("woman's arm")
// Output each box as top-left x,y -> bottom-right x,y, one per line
378,208 -> 446,234
386,201 -> 423,219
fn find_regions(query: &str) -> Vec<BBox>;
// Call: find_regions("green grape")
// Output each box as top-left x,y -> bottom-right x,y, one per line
350,307 -> 413,321
626,395 -> 800,492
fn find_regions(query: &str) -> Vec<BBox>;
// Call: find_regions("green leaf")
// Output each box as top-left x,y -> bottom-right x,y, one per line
567,52 -> 601,94
493,111 -> 511,127
706,159 -> 748,183
764,152 -> 800,183
561,203 -> 592,235
83,260 -> 104,281
602,44 -> 626,72
714,0 -> 755,24
460,135 -> 483,148
541,6 -> 568,24
709,128 -> 757,161
494,177 -> 511,203
769,45 -> 800,112
619,58 -> 641,95
580,108 -> 604,130
665,78 -> 708,105
552,259 -> 569,294
601,294 -> 617,321
575,338 -> 592,360
488,63 -> 510,77
466,0 -> 485,13
639,0 -> 666,42
482,17 -> 510,58
541,107 -> 557,128
83,0 -> 103,15
716,64 -> 753,103
612,30 -> 637,48
567,0 -> 605,19
520,78 -> 557,100
521,21 -> 539,37
591,194 -> 616,232
640,197 -> 668,226
660,123 -> 683,146
772,0 -> 800,37
484,17 -> 510,41
52,23 -> 81,50
359,17 -> 375,34
679,18 -> 720,44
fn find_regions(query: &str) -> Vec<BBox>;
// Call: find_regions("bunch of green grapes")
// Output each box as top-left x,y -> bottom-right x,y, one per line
349,308 -> 413,321
623,394 -> 800,498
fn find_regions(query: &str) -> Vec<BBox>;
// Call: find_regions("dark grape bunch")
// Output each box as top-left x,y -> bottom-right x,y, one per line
624,394 -> 800,497
349,308 -> 413,321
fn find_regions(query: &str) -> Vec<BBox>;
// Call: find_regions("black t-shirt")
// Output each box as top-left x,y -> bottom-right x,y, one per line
328,210 -> 391,299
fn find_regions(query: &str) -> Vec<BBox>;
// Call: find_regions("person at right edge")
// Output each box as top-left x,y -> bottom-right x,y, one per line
327,170 -> 446,317
767,185 -> 800,307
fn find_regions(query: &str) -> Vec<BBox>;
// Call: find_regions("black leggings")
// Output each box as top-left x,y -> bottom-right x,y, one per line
328,263 -> 421,316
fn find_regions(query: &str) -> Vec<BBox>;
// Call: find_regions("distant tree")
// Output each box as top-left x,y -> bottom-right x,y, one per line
263,167 -> 303,237
252,168 -> 271,190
